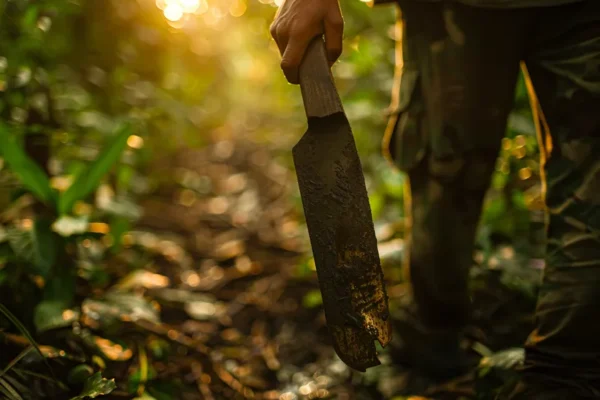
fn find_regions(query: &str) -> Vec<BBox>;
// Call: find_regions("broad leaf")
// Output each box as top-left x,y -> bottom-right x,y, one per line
34,301 -> 77,333
0,242 -> 16,262
0,124 -> 56,207
6,218 -> 57,277
59,124 -> 132,215
68,365 -> 95,385
70,372 -> 116,400
34,266 -> 76,332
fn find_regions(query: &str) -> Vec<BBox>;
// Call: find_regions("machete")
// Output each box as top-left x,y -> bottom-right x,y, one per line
293,37 -> 392,371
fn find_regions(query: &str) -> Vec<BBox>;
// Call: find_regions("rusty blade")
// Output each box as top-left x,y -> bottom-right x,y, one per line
293,109 -> 392,371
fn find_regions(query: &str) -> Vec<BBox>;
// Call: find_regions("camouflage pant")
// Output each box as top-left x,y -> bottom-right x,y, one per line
383,0 -> 600,390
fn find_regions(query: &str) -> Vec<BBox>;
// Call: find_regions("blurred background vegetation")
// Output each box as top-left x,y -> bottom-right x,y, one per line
0,0 -> 545,399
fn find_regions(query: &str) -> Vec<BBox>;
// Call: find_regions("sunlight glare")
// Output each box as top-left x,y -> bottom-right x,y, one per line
164,3 -> 184,21
204,7 -> 225,26
195,0 -> 209,14
180,0 -> 200,12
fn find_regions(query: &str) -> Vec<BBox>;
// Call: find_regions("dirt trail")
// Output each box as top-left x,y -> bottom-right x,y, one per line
133,140 -> 380,399
129,140 -> 538,399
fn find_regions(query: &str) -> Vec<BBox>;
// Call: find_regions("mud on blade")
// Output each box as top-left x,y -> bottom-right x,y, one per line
293,113 -> 392,372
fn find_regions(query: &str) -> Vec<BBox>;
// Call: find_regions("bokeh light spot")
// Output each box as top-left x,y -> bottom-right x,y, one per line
181,0 -> 200,13
164,3 -> 184,21
519,167 -> 532,180
127,134 -> 144,149
230,0 -> 247,17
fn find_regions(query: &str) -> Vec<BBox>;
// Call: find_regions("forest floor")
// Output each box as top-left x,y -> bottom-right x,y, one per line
2,139 -> 543,400
120,139 -> 542,400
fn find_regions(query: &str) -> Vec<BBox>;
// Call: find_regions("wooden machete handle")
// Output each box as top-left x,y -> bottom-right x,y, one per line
299,37 -> 344,118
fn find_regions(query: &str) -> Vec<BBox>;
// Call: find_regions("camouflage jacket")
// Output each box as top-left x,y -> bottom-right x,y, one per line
372,0 -> 584,8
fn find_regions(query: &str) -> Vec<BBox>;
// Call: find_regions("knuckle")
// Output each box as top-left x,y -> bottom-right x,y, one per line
282,66 -> 298,84
276,25 -> 289,39
291,18 -> 318,36
330,47 -> 342,59
280,58 -> 297,70
290,23 -> 309,36
286,73 -> 299,85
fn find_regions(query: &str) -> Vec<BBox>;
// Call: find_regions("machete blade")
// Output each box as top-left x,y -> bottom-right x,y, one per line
293,106 -> 392,371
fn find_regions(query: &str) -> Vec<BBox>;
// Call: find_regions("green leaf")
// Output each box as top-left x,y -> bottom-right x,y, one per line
70,372 -> 116,400
368,192 -> 384,221
68,365 -> 95,385
7,218 -> 57,277
0,124 -> 56,207
0,347 -> 35,379
293,257 -> 316,280
127,365 -> 156,395
34,266 -> 76,332
22,7 -> 39,29
0,242 -> 16,263
116,164 -> 134,193
13,368 -> 66,389
381,168 -> 405,199
0,377 -> 23,400
108,217 -> 130,253
302,289 -> 323,309
147,338 -> 170,361
146,381 -> 179,400
33,219 -> 57,275
0,304 -> 47,370
59,124 -> 131,215
34,301 -> 77,333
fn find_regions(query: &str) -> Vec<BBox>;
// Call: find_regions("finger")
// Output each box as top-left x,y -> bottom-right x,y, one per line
274,0 -> 286,18
270,23 -> 289,57
281,32 -> 313,84
324,11 -> 344,65
271,0 -> 289,56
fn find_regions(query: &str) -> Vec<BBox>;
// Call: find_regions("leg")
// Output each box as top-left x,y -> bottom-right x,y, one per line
511,1 -> 600,397
384,0 -> 526,378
